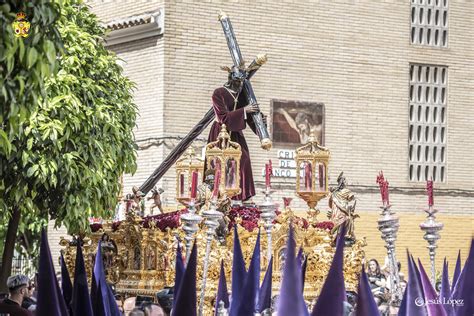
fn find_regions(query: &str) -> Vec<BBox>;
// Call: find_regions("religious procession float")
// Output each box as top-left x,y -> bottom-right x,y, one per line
58,11 -> 442,315
61,123 -> 371,313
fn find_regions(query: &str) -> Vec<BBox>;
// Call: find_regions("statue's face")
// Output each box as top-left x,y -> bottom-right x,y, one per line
228,78 -> 243,92
227,67 -> 246,91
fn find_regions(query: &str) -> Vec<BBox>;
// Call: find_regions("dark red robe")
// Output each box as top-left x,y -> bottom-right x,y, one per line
207,87 -> 257,201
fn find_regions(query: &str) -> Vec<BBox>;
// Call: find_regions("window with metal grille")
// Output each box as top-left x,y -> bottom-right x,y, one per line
411,0 -> 448,47
409,64 -> 447,182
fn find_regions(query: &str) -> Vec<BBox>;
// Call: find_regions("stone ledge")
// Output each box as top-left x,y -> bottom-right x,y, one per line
103,9 -> 164,46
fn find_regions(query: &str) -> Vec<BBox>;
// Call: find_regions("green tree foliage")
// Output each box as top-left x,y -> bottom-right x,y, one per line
1,0 -> 62,280
19,0 -> 137,233
0,0 -> 137,281
0,1 -> 62,155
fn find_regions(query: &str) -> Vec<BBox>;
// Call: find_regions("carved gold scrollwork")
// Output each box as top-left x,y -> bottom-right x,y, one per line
62,209 -> 365,315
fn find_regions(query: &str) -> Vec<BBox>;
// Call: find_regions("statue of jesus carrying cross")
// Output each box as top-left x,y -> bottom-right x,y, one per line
207,12 -> 271,202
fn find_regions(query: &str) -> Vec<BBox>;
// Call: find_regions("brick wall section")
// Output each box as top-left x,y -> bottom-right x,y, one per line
161,0 -> 474,215
46,0 -> 473,276
160,0 -> 474,275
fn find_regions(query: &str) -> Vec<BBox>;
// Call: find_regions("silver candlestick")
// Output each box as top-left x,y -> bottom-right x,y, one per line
259,186 -> 277,264
198,198 -> 223,316
419,206 -> 443,286
180,199 -> 202,264
377,203 -> 403,306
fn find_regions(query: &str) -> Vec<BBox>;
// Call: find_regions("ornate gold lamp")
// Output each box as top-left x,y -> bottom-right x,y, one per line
205,124 -> 242,198
295,134 -> 330,224
175,147 -> 204,206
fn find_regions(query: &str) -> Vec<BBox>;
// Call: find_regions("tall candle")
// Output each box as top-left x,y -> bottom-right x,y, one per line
318,164 -> 324,189
269,160 -> 273,188
376,171 -> 386,204
283,197 -> 292,208
305,163 -> 312,191
180,174 -> 185,196
212,170 -> 221,198
384,180 -> 390,205
427,180 -> 434,207
229,160 -> 236,187
190,171 -> 198,199
265,163 -> 270,188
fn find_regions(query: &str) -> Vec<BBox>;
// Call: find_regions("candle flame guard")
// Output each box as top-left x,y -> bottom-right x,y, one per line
295,134 -> 330,224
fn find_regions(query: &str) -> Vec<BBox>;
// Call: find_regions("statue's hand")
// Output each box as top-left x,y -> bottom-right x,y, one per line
245,103 -> 259,114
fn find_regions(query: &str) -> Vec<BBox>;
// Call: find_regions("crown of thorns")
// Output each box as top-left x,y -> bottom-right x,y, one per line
220,60 -> 260,76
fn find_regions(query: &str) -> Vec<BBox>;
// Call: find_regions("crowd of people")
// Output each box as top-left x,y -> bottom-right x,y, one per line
0,227 -> 471,316
0,256 -> 415,316
0,256 -> 462,316
0,274 -> 174,316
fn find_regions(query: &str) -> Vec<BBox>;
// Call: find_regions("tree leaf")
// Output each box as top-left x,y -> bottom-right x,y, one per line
18,39 -> 25,63
0,130 -> 11,154
26,165 -> 38,177
27,47 -> 38,69
43,40 -> 56,64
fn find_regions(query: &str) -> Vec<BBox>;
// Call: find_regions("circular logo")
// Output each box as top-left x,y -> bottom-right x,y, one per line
415,297 -> 425,307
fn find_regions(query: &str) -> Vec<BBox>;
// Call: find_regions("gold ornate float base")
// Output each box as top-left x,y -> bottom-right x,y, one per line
61,211 -> 365,315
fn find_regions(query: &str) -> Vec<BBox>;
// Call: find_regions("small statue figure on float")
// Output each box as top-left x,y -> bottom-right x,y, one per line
100,233 -> 117,271
148,186 -> 164,215
327,172 -> 359,244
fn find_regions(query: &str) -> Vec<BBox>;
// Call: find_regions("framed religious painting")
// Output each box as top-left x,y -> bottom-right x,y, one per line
270,100 -> 325,146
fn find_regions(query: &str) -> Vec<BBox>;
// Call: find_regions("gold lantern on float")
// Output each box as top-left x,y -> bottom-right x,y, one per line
295,133 -> 330,225
205,124 -> 242,198
175,147 -> 204,206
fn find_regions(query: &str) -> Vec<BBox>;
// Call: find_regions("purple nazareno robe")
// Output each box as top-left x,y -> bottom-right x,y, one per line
207,87 -> 257,201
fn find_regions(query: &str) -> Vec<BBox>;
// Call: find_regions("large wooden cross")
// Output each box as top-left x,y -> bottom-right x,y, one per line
219,11 -> 272,150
